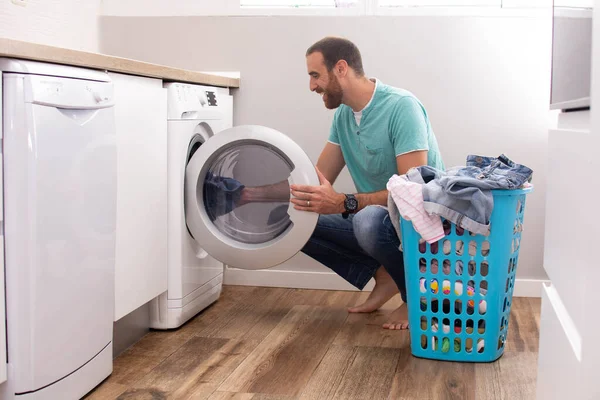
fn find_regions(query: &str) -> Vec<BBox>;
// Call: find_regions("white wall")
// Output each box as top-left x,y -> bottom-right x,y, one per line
100,13 -> 551,285
0,0 -> 100,52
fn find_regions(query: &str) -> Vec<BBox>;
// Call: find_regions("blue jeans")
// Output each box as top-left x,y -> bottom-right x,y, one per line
300,206 -> 407,302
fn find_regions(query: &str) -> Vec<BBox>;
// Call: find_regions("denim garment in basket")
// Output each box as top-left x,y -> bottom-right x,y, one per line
405,154 -> 532,235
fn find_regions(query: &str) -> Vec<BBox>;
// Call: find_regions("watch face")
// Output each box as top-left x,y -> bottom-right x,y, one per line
346,197 -> 358,211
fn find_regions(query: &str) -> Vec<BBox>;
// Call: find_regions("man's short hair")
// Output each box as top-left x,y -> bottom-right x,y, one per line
306,36 -> 365,76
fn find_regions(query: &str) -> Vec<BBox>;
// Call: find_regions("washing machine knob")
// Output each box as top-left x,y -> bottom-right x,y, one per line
198,92 -> 208,106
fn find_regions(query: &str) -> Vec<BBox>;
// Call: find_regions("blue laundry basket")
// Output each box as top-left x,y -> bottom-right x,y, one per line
400,187 -> 532,362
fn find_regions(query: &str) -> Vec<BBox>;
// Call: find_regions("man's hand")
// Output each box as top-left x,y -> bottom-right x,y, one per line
290,167 -> 345,214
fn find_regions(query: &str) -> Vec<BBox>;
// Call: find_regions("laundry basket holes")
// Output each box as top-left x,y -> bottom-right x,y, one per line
505,277 -> 510,293
420,278 -> 427,293
511,238 -> 520,253
443,318 -> 451,334
430,241 -> 439,255
421,316 -> 428,330
432,317 -> 439,331
431,298 -> 439,313
443,299 -> 451,314
455,300 -> 462,315
455,240 -> 464,256
467,280 -> 475,295
468,241 -> 477,256
503,297 -> 508,312
468,261 -> 477,276
467,303 -> 474,315
442,280 -> 451,295
516,200 -> 522,214
480,280 -> 488,293
481,241 -> 490,257
421,335 -> 428,349
466,319 -> 474,332
500,316 -> 506,331
512,257 -> 517,273
455,319 -> 463,333
454,338 -> 462,353
507,259 -> 513,275
443,260 -> 451,275
419,258 -> 427,273
456,280 -> 463,295
455,261 -> 464,276
456,226 -> 465,236
432,336 -> 439,351
466,338 -> 473,353
497,335 -> 505,350
481,261 -> 489,277
443,240 -> 451,255
430,259 -> 439,275
477,338 -> 485,353
478,319 -> 486,334
442,337 -> 450,353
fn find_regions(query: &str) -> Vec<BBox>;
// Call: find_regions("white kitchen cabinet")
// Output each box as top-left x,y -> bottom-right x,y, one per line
110,72 -> 168,321
535,4 -> 600,398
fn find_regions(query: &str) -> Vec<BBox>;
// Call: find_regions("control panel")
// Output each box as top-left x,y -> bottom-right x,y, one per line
164,82 -> 224,120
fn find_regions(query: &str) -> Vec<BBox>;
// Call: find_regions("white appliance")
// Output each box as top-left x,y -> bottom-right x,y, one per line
149,82 -> 231,329
184,124 -> 319,270
0,59 -> 116,399
150,82 -> 319,329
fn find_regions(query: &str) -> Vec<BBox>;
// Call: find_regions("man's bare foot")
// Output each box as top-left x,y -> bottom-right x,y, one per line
348,267 -> 399,313
382,303 -> 409,330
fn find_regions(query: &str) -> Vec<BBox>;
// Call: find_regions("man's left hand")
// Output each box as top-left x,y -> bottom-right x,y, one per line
290,167 -> 345,214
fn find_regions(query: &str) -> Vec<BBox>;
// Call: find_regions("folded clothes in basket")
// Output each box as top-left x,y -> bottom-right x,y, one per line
387,154 -> 533,244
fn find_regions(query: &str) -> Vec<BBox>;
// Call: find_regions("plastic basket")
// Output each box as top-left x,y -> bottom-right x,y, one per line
400,187 -> 532,362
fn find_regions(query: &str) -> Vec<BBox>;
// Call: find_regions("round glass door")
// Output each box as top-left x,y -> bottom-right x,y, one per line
185,125 -> 319,270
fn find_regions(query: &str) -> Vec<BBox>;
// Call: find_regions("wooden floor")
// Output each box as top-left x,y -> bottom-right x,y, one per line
85,286 -> 541,400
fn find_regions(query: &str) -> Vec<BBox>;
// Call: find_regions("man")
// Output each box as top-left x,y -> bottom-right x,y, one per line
290,37 -> 445,330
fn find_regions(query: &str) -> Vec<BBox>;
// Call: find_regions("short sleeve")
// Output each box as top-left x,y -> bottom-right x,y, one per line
389,97 -> 429,157
327,109 -> 341,145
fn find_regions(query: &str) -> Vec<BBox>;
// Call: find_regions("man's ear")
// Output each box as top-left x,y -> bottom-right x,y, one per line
334,60 -> 349,77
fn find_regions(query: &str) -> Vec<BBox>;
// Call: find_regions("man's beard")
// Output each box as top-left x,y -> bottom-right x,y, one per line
319,72 -> 343,109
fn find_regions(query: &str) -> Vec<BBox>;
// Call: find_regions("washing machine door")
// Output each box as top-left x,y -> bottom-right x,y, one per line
185,125 -> 319,270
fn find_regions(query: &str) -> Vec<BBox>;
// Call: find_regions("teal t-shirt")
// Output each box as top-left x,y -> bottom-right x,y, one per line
329,80 -> 445,193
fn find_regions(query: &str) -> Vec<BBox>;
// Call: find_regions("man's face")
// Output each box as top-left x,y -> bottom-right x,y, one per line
307,52 -> 343,109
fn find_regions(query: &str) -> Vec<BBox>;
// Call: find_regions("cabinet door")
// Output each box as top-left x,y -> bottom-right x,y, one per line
0,154 -> 6,384
110,73 -> 168,321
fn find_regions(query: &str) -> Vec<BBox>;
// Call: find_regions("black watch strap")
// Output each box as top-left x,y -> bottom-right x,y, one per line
343,193 -> 358,218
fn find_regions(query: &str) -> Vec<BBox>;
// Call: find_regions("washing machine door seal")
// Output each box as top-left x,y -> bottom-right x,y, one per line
185,125 -> 319,270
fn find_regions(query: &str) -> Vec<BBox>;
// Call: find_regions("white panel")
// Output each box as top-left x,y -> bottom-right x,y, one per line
536,284 -> 582,399
112,72 -> 168,321
0,235 -> 6,385
0,89 -> 3,388
378,0 -> 500,6
543,128 -> 591,335
0,0 -> 100,52
553,0 -> 593,7
501,0 -> 551,7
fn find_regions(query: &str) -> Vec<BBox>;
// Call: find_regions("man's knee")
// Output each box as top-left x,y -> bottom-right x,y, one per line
352,206 -> 390,252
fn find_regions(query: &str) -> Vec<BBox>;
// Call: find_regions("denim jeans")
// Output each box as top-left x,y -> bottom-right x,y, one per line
300,205 -> 407,302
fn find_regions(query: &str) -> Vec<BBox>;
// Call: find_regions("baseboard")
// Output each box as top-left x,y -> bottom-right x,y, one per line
223,267 -> 548,298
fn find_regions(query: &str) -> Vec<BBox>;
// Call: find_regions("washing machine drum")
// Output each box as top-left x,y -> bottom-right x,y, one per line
184,125 -> 319,270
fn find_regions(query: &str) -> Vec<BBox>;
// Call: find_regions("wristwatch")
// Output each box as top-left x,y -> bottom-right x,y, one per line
342,194 -> 358,219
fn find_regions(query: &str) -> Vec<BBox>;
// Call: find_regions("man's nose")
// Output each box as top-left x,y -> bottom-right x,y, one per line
310,81 -> 318,92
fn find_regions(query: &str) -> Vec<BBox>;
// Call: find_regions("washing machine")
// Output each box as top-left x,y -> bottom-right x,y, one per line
0,58 -> 116,399
149,82 -> 232,329
151,82 -> 320,329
